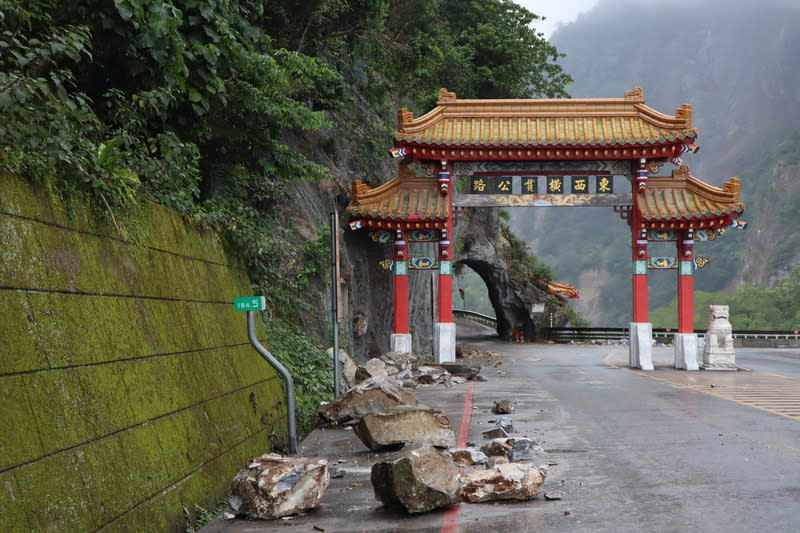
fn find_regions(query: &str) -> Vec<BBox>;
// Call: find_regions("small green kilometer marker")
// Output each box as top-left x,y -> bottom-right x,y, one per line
233,296 -> 266,312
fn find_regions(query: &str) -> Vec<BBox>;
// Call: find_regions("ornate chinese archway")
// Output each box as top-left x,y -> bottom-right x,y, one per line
347,88 -> 745,368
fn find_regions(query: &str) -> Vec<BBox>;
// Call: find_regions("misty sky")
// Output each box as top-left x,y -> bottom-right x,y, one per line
516,0 -> 600,38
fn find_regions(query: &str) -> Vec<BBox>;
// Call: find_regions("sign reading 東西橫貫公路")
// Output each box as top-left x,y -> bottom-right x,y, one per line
458,174 -> 630,207
233,296 -> 266,312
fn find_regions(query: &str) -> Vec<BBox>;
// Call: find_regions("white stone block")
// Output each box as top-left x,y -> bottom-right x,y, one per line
391,333 -> 412,354
673,333 -> 699,370
629,322 -> 653,370
434,322 -> 456,363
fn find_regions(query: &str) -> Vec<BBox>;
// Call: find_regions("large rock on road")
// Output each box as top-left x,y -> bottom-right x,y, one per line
353,406 -> 455,451
318,376 -> 419,425
371,444 -> 460,513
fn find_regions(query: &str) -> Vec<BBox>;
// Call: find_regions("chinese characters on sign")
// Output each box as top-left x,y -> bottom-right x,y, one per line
547,176 -> 563,193
469,175 -> 616,194
596,175 -> 613,193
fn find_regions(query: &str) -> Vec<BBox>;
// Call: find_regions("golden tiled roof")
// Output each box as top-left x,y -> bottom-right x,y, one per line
347,166 -> 448,224
638,166 -> 744,222
394,87 -> 696,150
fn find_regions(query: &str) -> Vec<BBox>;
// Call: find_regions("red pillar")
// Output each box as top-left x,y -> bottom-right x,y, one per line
393,231 -> 409,334
437,160 -> 453,323
632,226 -> 649,323
631,160 -> 649,323
677,231 -> 695,333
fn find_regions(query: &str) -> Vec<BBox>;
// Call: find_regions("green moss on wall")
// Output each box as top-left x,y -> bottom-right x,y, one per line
0,171 -> 282,532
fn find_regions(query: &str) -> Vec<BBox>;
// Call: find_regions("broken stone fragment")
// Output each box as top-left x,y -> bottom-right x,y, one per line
481,427 -> 509,439
508,438 -> 536,462
371,444 -> 461,513
318,377 -> 419,425
229,454 -> 329,520
328,348 -> 359,390
486,456 -> 509,468
450,448 -> 488,466
544,491 -> 563,500
493,416 -> 514,432
460,463 -> 546,503
381,351 -> 418,371
415,365 -> 448,384
481,438 -> 512,457
492,400 -> 515,414
353,407 -> 456,451
438,362 -> 481,380
354,358 -> 389,383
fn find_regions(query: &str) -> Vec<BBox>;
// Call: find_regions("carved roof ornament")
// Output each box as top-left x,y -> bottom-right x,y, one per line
397,108 -> 414,128
437,88 -> 457,103
625,86 -> 645,101
674,104 -> 693,128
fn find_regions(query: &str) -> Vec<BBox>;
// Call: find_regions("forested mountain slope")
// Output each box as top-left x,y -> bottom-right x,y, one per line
512,0 -> 800,326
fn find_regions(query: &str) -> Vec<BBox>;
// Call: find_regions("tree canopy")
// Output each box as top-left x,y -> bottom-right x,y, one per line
1,0 -> 572,323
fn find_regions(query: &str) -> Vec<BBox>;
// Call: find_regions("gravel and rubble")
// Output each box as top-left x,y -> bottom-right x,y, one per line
219,343 -> 562,525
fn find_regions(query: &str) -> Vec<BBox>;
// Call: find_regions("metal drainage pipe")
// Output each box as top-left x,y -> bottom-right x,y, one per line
247,311 -> 297,455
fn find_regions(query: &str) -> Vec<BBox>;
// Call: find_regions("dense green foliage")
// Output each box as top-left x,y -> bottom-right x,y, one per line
1,0 -> 571,433
651,265 -> 800,331
264,321 -> 333,435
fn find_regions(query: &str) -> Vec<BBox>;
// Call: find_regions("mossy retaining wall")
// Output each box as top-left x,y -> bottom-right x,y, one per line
0,172 -> 285,532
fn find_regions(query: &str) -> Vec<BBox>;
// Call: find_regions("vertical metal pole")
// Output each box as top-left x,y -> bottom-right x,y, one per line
247,311 -> 297,455
331,212 -> 340,398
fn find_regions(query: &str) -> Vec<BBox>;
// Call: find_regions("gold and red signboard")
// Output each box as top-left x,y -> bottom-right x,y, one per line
459,174 -> 630,207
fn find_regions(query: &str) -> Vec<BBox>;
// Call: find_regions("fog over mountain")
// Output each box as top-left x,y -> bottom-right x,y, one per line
510,0 -> 800,326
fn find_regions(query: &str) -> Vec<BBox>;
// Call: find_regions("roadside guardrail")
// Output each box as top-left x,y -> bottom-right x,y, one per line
453,310 -> 800,347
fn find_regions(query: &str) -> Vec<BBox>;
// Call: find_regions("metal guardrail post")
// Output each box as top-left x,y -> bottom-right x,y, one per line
247,311 -> 298,455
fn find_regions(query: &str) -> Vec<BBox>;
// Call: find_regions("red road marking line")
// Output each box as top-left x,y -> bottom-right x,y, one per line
441,383 -> 474,533
457,383 -> 474,448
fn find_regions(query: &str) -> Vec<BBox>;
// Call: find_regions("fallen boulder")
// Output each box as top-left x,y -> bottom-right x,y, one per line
371,444 -> 460,513
354,358 -> 389,383
229,454 -> 329,520
492,400 -> 515,414
354,407 -> 455,451
318,377 -> 419,425
460,463 -> 546,503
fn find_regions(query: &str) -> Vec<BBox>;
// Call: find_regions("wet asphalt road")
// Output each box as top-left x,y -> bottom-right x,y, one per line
203,324 -> 800,533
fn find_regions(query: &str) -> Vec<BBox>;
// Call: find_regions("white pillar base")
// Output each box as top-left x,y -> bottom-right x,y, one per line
674,333 -> 699,371
434,322 -> 456,363
390,333 -> 412,354
629,322 -> 653,371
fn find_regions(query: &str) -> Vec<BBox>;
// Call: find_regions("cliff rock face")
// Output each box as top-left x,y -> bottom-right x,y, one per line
456,208 -> 539,341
